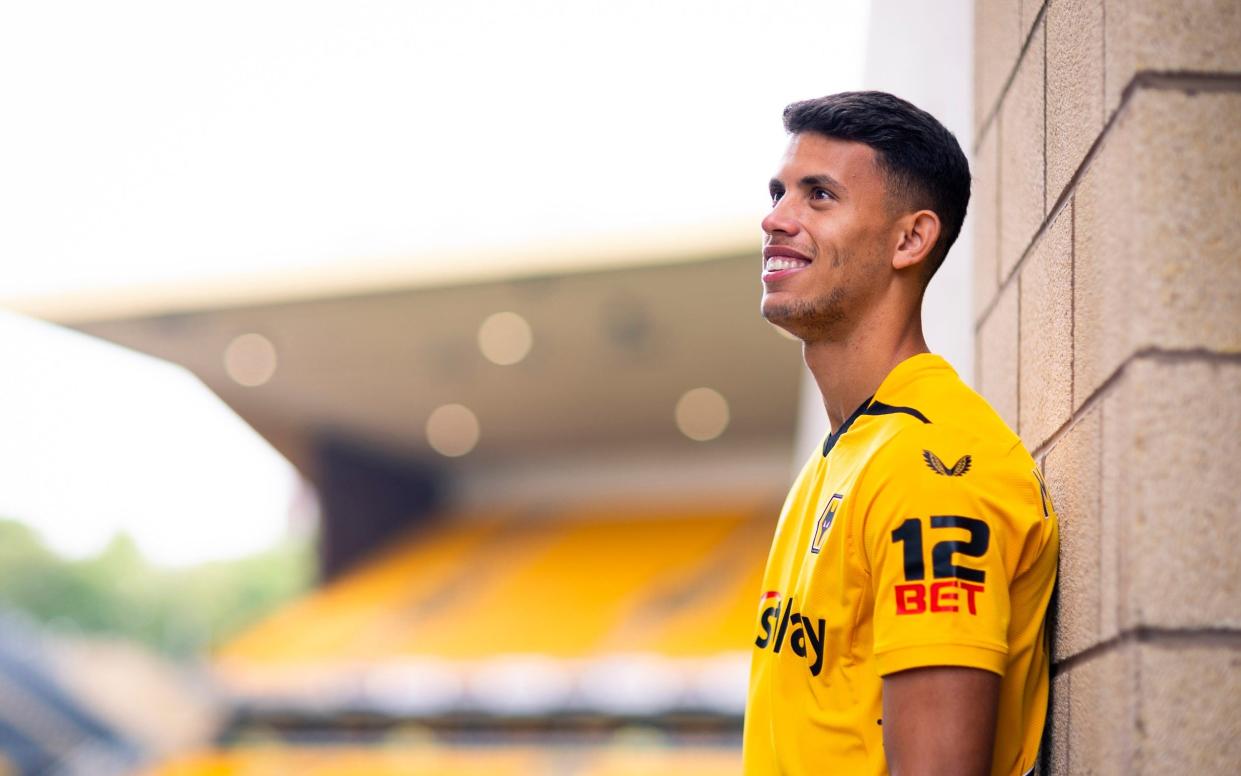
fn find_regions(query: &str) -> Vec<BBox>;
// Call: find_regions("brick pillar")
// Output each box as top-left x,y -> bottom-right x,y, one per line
973,1 -> 1241,772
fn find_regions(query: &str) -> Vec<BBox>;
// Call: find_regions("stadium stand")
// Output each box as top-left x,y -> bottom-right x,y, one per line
216,501 -> 771,709
143,500 -> 775,774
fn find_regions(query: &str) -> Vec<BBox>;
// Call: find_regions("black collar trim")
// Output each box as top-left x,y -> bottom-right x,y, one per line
863,400 -> 931,425
821,397 -> 931,458
822,395 -> 874,458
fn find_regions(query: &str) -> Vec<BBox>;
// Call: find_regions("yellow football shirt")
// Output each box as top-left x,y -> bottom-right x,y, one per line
743,353 -> 1058,776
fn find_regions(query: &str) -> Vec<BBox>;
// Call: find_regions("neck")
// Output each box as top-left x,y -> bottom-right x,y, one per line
803,307 -> 929,432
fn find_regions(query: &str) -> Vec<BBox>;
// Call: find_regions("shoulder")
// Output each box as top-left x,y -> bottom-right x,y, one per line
855,416 -> 1049,538
869,419 -> 1023,480
857,359 -> 1035,497
852,420 -> 1057,584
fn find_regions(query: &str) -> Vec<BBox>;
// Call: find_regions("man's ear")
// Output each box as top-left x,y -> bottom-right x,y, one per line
892,210 -> 941,272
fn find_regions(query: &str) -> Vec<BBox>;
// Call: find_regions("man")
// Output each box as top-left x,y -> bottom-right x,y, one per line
743,91 -> 1058,776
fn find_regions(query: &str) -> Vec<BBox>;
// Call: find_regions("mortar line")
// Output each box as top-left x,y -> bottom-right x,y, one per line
1130,70 -> 1241,94
1030,347 -> 1241,461
1053,626 -> 1241,676
1131,617 -> 1143,771
1015,271 -> 1022,436
1041,16 -> 1048,223
974,1 -> 1050,153
993,111 -> 1004,296
972,69 -> 1241,332
1068,198 -> 1076,412
967,67 -> 1241,330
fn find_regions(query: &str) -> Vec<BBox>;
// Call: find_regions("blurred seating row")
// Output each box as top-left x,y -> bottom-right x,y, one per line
219,500 -> 772,666
150,500 -> 777,773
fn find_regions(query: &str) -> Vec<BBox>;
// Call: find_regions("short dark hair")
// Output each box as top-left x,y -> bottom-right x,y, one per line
782,91 -> 971,277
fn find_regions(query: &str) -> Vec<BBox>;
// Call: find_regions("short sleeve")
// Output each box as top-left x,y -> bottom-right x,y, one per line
859,430 -> 1023,678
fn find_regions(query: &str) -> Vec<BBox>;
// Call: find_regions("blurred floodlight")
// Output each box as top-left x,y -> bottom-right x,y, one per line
425,403 -> 480,457
675,387 -> 730,442
477,311 -> 533,366
224,333 -> 277,387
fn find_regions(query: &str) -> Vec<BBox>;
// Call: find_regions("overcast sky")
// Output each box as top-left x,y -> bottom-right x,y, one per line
0,0 -> 870,565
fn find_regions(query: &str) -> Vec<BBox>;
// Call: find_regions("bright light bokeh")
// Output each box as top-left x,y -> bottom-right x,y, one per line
675,387 -> 731,442
477,312 -> 534,366
0,0 -> 869,565
425,404 -> 482,458
223,333 -> 279,387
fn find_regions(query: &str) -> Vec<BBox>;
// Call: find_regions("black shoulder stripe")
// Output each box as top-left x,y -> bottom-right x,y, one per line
821,398 -> 932,458
862,400 -> 931,425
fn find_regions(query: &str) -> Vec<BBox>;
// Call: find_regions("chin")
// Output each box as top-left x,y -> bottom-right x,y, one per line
761,292 -> 846,340
761,292 -> 809,325
760,303 -> 808,340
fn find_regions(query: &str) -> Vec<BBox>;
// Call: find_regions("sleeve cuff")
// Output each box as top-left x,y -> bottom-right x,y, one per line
874,643 -> 1008,677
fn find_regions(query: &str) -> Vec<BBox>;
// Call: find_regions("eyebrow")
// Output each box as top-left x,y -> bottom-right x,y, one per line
769,174 -> 849,197
800,174 -> 848,196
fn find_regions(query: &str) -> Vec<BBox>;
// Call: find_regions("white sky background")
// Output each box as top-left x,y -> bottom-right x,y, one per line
0,0 -> 870,566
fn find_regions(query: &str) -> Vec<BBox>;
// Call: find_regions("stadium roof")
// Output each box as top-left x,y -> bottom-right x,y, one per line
13,222 -> 803,476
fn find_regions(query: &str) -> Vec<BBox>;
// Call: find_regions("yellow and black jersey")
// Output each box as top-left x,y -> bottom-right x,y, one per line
742,353 -> 1058,776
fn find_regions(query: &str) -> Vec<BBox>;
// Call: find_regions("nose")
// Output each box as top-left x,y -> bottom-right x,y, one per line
761,196 -> 801,238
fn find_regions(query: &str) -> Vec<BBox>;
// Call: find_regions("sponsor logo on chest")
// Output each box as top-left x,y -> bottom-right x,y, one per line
754,591 -> 827,677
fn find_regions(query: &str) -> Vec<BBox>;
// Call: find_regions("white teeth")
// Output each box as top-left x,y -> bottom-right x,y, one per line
766,257 -> 810,271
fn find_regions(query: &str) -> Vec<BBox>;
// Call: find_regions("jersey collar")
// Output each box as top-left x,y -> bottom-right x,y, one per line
819,353 -> 947,458
821,394 -> 874,457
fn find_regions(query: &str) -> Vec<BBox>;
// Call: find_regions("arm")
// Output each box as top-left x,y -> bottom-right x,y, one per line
882,665 -> 1000,776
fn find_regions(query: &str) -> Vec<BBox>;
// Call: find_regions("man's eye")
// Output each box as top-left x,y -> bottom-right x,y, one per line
812,187 -> 834,201
770,190 -> 783,205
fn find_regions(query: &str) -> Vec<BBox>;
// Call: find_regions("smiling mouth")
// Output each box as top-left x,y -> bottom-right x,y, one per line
762,255 -> 812,281
764,256 -> 811,272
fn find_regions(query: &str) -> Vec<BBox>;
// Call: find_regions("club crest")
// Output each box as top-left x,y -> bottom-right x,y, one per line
810,493 -> 843,554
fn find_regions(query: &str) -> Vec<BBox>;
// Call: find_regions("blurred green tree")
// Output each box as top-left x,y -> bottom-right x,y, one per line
0,518 -> 312,656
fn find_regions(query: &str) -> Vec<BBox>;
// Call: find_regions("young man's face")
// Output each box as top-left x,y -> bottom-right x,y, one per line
760,132 -> 896,340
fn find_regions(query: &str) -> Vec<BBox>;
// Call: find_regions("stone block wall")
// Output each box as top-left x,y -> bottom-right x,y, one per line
972,1 -> 1241,772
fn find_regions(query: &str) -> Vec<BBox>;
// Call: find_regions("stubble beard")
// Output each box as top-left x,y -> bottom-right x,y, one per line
761,285 -> 848,342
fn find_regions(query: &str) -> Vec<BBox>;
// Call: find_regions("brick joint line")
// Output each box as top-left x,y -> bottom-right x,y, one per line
973,1 -> 1049,154
1029,347 -> 1241,460
972,69 -> 1238,332
1068,200 -> 1076,413
1052,626 -> 1241,676
1130,70 -> 1241,94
